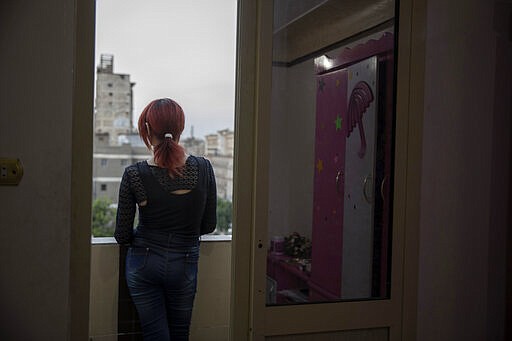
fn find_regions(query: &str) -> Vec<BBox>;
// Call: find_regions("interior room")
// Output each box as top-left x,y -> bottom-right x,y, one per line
0,0 -> 510,340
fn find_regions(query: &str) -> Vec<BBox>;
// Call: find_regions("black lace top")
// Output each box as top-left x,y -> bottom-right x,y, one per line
114,156 -> 217,245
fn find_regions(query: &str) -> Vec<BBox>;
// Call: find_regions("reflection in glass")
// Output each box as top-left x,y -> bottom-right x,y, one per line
266,0 -> 396,305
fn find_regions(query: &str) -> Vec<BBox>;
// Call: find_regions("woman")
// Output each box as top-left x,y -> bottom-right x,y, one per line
114,98 -> 217,340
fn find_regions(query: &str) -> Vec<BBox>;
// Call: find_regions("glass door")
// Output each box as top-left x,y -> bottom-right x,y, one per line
231,0 -> 418,339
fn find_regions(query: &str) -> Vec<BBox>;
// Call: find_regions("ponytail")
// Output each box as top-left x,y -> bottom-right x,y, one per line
153,136 -> 186,178
138,98 -> 186,177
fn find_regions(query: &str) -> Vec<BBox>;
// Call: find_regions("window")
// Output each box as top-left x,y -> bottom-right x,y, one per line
93,0 -> 237,240
100,184 -> 107,191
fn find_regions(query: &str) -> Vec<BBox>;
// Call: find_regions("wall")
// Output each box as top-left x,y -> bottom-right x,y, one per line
417,0 -> 511,340
0,0 -> 94,339
268,61 -> 316,241
191,240 -> 232,340
89,240 -> 232,341
89,242 -> 120,340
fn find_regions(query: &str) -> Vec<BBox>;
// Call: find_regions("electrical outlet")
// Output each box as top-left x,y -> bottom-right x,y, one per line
0,158 -> 24,185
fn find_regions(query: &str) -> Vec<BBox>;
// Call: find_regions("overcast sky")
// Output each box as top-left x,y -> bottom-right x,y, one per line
95,0 -> 237,139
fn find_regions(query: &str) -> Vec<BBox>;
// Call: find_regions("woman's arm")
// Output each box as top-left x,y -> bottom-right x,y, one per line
114,168 -> 137,244
200,159 -> 217,234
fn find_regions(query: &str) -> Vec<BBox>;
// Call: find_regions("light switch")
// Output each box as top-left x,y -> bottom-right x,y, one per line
0,158 -> 24,185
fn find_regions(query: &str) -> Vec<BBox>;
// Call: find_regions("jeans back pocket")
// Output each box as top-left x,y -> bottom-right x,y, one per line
126,247 -> 150,274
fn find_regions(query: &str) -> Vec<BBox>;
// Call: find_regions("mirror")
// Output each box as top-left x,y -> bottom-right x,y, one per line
266,0 -> 396,305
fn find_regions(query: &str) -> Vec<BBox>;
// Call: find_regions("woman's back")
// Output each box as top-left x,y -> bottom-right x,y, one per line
114,98 -> 217,341
115,155 -> 216,247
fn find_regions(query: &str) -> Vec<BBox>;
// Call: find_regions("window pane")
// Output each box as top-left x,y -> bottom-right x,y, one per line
92,0 -> 237,238
266,0 -> 397,305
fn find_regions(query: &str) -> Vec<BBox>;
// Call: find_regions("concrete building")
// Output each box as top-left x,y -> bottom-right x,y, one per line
94,54 -> 136,146
92,133 -> 150,204
208,153 -> 233,200
181,126 -> 206,156
205,128 -> 234,157
93,126 -> 234,203
92,54 -> 145,203
205,129 -> 234,200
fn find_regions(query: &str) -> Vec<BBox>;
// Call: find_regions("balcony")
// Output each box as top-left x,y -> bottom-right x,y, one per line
89,236 -> 231,340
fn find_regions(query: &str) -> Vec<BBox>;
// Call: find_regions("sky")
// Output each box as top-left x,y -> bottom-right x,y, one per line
95,0 -> 237,139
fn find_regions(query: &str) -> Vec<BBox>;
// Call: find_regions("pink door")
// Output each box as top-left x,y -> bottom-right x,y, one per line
310,68 -> 348,300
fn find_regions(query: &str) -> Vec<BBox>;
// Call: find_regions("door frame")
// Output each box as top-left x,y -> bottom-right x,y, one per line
230,0 -> 426,339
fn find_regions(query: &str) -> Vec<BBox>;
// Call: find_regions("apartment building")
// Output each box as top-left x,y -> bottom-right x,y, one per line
94,54 -> 136,146
205,129 -> 234,200
92,133 -> 149,203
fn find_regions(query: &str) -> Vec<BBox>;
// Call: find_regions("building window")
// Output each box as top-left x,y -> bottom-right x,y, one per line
100,184 -> 107,191
107,83 -> 113,87
100,159 -> 107,167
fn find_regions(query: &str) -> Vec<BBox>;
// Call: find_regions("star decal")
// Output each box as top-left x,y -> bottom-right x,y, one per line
316,159 -> 324,173
334,115 -> 342,131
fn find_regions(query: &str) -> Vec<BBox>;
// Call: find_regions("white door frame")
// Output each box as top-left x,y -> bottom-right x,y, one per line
230,0 -> 426,339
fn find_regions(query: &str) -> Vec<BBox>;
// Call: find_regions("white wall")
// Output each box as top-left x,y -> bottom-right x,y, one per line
268,61 -> 316,241
0,0 -> 94,339
417,0 -> 510,339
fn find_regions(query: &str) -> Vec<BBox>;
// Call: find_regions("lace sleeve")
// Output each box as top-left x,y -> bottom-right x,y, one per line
200,158 -> 217,234
114,167 -> 137,244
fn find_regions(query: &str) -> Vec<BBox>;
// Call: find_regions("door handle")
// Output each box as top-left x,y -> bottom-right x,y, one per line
363,174 -> 373,204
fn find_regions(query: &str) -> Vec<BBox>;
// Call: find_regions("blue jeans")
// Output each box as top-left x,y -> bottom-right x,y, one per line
125,244 -> 199,341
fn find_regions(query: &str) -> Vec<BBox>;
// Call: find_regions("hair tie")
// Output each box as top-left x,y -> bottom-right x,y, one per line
164,133 -> 173,139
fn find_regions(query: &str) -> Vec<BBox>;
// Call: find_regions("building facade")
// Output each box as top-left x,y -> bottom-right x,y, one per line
181,135 -> 206,157
205,129 -> 234,200
92,134 -> 150,204
94,54 -> 136,146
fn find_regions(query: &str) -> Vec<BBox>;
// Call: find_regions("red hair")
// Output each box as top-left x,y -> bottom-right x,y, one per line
138,98 -> 186,177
